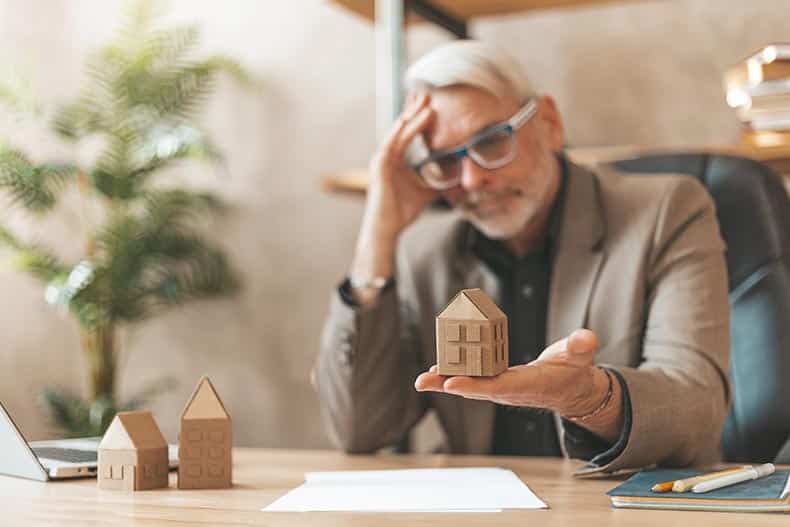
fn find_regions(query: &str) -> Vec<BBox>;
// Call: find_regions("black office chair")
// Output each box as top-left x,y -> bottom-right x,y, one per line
609,153 -> 790,463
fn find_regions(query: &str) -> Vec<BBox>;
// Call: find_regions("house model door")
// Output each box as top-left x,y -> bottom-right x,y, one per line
122,464 -> 135,490
467,346 -> 482,376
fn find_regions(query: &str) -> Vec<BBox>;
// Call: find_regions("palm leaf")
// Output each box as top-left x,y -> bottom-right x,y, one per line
0,148 -> 78,212
202,55 -> 257,86
39,388 -> 128,437
90,189 -> 232,322
0,225 -> 70,282
13,248 -> 70,282
150,246 -> 239,305
143,188 -> 225,225
38,387 -> 94,438
0,223 -> 22,250
90,132 -> 140,199
52,97 -> 109,139
132,123 -> 223,176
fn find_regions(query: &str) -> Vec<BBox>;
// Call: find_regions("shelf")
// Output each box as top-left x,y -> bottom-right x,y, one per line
330,0 -> 642,23
321,167 -> 370,196
321,145 -> 790,196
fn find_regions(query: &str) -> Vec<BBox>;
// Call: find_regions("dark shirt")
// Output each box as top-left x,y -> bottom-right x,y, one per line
472,158 -> 567,457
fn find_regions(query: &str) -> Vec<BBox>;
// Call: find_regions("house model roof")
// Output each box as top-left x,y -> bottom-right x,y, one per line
99,411 -> 167,451
181,376 -> 231,421
438,288 -> 506,321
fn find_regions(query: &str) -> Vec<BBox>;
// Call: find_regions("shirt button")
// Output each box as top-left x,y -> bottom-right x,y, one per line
521,284 -> 534,298
339,344 -> 353,366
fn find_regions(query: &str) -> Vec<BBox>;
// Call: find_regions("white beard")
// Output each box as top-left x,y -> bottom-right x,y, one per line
459,186 -> 546,240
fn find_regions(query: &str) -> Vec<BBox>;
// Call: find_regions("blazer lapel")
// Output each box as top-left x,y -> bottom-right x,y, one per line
547,162 -> 607,458
547,162 -> 607,345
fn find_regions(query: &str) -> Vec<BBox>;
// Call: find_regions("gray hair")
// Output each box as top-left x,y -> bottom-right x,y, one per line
404,40 -> 535,102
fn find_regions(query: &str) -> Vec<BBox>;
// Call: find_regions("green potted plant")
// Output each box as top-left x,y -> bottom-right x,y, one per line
0,1 -> 248,436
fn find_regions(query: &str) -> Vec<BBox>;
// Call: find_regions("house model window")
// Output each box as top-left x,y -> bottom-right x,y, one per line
435,288 -> 509,377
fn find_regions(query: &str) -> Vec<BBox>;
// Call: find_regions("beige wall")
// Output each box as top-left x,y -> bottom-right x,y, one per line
0,0 -> 786,448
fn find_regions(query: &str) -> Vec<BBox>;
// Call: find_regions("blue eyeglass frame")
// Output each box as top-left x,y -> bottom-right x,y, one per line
412,97 -> 539,190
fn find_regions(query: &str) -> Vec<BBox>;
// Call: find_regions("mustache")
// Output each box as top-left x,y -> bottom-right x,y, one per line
457,188 -> 522,211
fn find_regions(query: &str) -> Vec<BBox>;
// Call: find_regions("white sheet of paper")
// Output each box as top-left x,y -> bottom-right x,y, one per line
262,467 -> 547,512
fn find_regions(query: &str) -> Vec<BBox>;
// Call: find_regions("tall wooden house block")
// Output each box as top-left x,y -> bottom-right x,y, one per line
436,288 -> 508,377
97,411 -> 169,491
178,376 -> 232,489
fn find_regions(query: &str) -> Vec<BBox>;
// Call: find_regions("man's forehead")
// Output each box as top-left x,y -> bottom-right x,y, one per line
424,87 -> 516,151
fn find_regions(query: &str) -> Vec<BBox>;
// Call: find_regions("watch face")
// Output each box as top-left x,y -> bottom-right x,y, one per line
350,276 -> 391,289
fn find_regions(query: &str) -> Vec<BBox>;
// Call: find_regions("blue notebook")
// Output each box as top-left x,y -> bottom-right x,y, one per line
607,469 -> 790,512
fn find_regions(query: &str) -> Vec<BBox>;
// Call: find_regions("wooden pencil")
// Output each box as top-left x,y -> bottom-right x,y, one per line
672,466 -> 749,493
650,480 -> 676,493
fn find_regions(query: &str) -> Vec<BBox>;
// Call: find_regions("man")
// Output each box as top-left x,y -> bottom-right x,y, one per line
315,41 -> 730,474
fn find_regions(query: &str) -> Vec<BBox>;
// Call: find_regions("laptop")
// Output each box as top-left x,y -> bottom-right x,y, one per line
0,399 -> 178,481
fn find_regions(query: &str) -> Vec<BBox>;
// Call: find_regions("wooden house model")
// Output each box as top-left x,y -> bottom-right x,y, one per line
97,411 -> 169,491
178,376 -> 232,489
436,288 -> 508,377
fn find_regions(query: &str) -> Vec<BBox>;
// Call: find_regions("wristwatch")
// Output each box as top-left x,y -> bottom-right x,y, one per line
349,275 -> 393,290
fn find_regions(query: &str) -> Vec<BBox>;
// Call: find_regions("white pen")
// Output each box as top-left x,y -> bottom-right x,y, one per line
691,463 -> 775,493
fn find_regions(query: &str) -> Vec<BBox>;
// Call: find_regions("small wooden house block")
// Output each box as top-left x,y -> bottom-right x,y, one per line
97,411 -> 169,491
178,376 -> 232,489
436,288 -> 509,377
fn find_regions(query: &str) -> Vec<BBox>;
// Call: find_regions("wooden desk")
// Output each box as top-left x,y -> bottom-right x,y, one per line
0,448 -> 786,525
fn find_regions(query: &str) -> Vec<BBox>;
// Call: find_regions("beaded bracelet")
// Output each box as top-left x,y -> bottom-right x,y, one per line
565,367 -> 614,422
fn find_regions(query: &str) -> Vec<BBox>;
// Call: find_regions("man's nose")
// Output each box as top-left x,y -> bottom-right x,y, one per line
460,157 -> 491,192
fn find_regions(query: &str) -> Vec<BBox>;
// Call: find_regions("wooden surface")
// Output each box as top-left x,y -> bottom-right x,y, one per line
330,0 -> 642,22
1,448 -> 787,525
321,144 -> 790,196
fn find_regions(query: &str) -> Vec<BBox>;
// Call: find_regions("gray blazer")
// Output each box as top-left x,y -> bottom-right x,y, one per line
316,161 -> 731,474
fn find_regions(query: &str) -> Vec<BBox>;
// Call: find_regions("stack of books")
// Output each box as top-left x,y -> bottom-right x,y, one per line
725,44 -> 790,150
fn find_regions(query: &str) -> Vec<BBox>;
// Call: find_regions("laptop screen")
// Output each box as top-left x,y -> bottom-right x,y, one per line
0,401 -> 49,481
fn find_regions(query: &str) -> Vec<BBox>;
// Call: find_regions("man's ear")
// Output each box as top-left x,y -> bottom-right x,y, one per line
537,96 -> 565,152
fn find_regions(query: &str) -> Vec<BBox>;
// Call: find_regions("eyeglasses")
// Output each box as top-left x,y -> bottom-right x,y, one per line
412,98 -> 538,190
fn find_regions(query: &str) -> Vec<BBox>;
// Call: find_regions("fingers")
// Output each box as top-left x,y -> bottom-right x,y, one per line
536,328 -> 598,366
538,336 -> 569,358
560,329 -> 597,368
415,371 -> 503,400
414,370 -> 447,392
414,365 -> 500,396
442,375 -> 500,397
392,106 -> 435,154
383,93 -> 427,145
380,93 -> 435,163
401,91 -> 427,121
416,365 -> 546,406
566,328 -> 598,354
